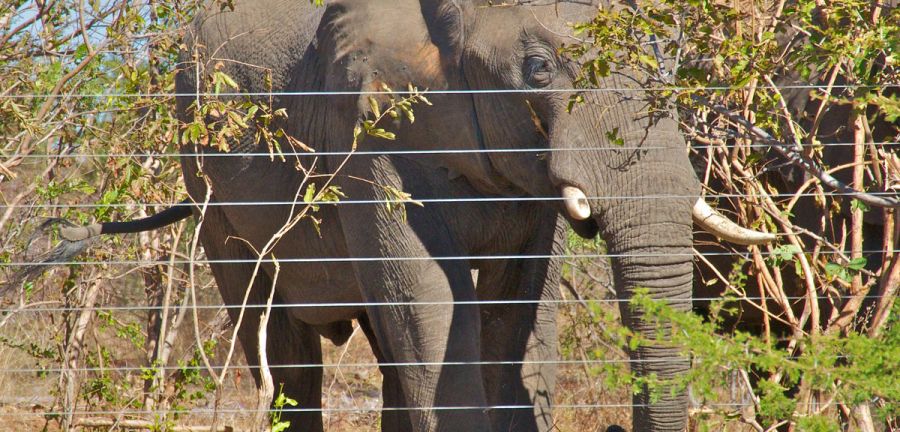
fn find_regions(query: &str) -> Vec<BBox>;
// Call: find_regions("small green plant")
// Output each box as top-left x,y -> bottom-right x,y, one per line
624,290 -> 900,429
270,385 -> 299,432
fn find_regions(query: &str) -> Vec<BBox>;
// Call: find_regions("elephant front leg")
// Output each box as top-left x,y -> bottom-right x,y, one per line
353,259 -> 489,432
337,175 -> 491,431
477,210 -> 565,432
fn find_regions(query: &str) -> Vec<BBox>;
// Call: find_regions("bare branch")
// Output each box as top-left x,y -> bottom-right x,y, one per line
698,97 -> 900,208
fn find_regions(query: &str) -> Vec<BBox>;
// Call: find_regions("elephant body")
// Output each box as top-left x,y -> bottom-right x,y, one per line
178,3 -> 566,430
170,1 -> 732,430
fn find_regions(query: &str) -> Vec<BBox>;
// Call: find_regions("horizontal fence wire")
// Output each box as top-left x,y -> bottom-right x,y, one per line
0,403 -> 769,416
4,191 -> 899,210
0,295 -> 890,314
2,250 -> 896,267
0,357 -> 779,374
7,141 -> 900,159
2,83 -> 900,99
0,354 -> 853,374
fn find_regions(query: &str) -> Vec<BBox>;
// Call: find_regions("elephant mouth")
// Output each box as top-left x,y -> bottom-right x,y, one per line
567,216 -> 600,239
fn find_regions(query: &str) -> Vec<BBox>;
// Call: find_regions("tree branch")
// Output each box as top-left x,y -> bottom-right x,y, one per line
698,97 -> 900,208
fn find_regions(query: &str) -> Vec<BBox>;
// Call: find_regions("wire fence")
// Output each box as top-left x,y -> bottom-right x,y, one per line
3,192 -> 900,211
0,402 -> 781,417
0,352 -> 860,375
1,83 -> 899,99
2,83 -> 899,431
4,1 -> 900,429
0,294 -> 893,315
3,250 -> 896,269
6,139 -> 897,158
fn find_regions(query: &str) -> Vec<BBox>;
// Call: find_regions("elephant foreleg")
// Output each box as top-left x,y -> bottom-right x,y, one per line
336,158 -> 492,432
477,209 -> 565,432
198,205 -> 324,432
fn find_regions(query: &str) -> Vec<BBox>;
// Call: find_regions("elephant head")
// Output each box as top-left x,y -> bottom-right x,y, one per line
449,4 -> 693,430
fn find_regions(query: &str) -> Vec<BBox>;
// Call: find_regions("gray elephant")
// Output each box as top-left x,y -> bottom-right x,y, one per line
46,0 -> 773,431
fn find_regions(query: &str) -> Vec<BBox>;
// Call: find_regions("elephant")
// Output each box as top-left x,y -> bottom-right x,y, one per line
40,0 -> 775,430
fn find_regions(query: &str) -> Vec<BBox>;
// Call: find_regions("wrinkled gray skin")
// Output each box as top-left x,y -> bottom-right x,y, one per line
177,1 -> 697,431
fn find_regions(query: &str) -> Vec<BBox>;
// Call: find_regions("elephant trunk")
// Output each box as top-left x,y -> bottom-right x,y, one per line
594,168 -> 695,432
608,227 -> 692,431
547,89 -> 701,430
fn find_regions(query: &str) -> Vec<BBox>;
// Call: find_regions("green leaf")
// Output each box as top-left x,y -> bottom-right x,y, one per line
850,199 -> 870,212
567,94 -> 585,113
368,96 -> 381,118
367,128 -> 396,140
320,186 -> 346,203
213,71 -> 239,91
605,127 -> 624,146
245,105 -> 258,119
824,262 -> 846,279
303,184 -> 317,204
402,105 -> 415,123
771,244 -> 801,265
637,53 -> 659,69
272,422 -> 292,432
274,392 -> 298,407
74,43 -> 89,61
227,110 -> 248,129
847,257 -> 867,271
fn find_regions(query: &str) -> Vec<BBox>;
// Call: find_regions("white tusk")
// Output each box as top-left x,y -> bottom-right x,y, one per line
692,199 -> 777,245
561,185 -> 591,220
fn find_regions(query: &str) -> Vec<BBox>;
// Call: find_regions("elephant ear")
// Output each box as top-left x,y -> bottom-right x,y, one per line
418,0 -> 470,65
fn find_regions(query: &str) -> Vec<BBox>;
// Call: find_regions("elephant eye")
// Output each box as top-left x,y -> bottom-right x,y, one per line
523,55 -> 554,88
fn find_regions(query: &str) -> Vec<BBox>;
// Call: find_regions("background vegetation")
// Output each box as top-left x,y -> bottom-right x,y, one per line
0,0 -> 897,430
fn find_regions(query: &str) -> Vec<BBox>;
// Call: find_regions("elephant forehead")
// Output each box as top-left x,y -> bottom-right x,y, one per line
366,36 -> 445,86
472,3 -> 597,45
